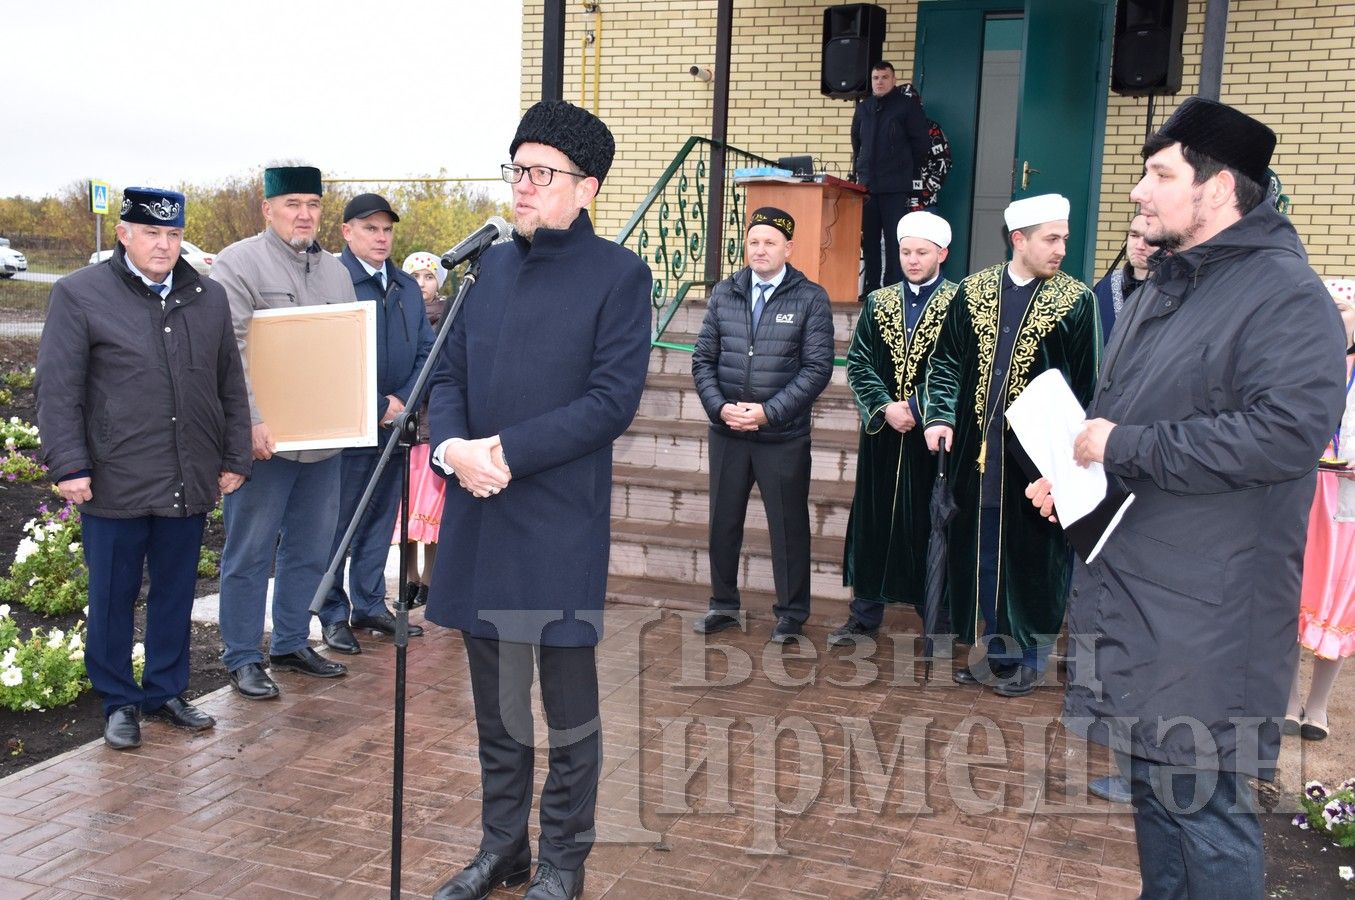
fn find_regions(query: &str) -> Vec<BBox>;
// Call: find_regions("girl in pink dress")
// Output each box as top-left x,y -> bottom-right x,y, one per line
1286,278 -> 1355,740
395,252 -> 447,607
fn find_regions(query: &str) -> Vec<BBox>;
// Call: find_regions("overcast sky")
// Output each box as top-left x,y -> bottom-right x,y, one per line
1,0 -> 521,202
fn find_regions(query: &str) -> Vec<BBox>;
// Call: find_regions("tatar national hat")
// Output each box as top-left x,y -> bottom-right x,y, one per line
343,193 -> 400,223
897,211 -> 951,249
264,165 -> 324,199
1156,96 -> 1276,187
1004,194 -> 1070,232
119,187 -> 185,228
510,100 -> 616,184
748,206 -> 795,240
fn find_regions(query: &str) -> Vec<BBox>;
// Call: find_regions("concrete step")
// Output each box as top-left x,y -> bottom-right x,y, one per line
611,463 -> 854,539
605,574 -> 864,629
637,372 -> 861,433
648,338 -> 853,387
616,415 -> 860,483
658,297 -> 864,345
608,518 -> 851,603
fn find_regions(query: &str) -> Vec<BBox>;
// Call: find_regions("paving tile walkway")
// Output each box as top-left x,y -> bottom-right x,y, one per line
0,605 -> 1142,898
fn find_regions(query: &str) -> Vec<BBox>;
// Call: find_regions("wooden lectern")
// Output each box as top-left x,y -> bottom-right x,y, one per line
740,176 -> 865,301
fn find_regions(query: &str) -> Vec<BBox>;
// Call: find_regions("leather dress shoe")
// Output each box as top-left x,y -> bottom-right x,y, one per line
525,861 -> 584,900
1089,774 -> 1133,804
413,584 -> 429,608
145,696 -> 215,731
229,662 -> 280,699
770,616 -> 803,644
103,705 -> 141,750
827,617 -> 879,647
433,847 -> 531,900
952,660 -> 1018,686
269,647 -> 347,678
351,609 -> 423,638
322,621 -> 362,655
692,611 -> 740,634
993,664 -> 1042,697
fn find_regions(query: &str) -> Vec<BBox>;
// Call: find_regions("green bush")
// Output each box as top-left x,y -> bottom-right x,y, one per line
0,502 -> 88,615
0,606 -> 90,711
0,416 -> 39,451
197,546 -> 220,579
1,368 -> 35,391
0,451 -> 47,484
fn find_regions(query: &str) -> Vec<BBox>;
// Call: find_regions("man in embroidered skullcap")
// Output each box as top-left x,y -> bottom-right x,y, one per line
831,211 -> 959,647
922,192 -> 1101,696
315,194 -> 433,656
36,187 -> 252,749
1028,96 -> 1345,895
210,164 -> 358,701
425,100 -> 651,900
691,206 -> 835,644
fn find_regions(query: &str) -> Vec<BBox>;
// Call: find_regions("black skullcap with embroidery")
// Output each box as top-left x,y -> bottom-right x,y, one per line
748,206 -> 795,240
120,187 -> 185,228
510,100 -> 615,184
1155,97 -> 1277,187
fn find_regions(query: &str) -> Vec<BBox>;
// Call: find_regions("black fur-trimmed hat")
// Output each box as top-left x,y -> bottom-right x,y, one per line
1155,97 -> 1276,187
510,101 -> 615,184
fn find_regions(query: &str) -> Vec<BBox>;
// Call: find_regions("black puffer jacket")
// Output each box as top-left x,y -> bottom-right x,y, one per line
36,245 -> 252,518
691,264 -> 835,442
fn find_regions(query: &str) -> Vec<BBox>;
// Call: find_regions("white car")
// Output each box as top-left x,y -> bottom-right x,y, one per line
0,244 -> 27,279
88,240 -> 215,275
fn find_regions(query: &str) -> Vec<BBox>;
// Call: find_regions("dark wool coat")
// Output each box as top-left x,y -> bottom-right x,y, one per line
424,212 -> 651,647
1063,202 -> 1347,778
36,245 -> 252,518
691,264 -> 835,443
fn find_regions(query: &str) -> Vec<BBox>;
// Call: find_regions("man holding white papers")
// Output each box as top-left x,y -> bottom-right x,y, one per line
1037,98 -> 1345,895
922,194 -> 1100,696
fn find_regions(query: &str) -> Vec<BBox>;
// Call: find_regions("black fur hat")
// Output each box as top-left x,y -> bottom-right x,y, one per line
510,100 -> 615,185
1156,97 -> 1276,187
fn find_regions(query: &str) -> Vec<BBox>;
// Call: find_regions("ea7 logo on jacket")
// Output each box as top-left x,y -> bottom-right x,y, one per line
775,313 -> 796,324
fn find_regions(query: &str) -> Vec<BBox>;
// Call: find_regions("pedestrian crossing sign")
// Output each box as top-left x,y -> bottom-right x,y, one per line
90,180 -> 110,216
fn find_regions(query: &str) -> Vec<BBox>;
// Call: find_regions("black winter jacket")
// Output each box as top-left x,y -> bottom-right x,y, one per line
850,86 -> 930,195
691,264 -> 835,442
36,245 -> 253,518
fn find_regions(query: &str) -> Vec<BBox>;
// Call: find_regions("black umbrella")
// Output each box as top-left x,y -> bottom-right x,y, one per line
921,439 -> 958,682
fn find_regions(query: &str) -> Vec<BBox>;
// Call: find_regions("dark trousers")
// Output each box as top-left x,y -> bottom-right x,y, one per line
707,429 -> 812,623
860,191 -> 911,295
1123,755 -> 1264,899
463,634 -> 601,871
319,446 -> 403,626
82,513 -> 206,717
848,596 -> 884,629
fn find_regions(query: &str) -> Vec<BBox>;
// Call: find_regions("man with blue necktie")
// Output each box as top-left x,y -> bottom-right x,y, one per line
37,187 -> 252,749
691,207 -> 835,643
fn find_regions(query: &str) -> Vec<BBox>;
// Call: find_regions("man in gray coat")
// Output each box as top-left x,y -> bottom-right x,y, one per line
37,187 -> 252,749
211,165 -> 358,700
1031,98 -> 1346,895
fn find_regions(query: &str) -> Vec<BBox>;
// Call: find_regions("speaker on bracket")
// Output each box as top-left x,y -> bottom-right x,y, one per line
821,4 -> 887,100
1112,0 -> 1186,96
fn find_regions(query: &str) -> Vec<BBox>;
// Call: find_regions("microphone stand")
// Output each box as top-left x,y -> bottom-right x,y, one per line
309,255 -> 482,900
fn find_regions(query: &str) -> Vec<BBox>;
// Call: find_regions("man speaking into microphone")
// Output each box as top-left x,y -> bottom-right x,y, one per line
425,101 -> 651,900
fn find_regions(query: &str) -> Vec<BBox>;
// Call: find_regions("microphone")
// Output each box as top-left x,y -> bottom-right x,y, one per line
441,216 -> 512,269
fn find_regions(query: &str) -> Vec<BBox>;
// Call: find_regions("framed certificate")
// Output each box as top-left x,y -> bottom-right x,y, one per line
245,301 -> 377,451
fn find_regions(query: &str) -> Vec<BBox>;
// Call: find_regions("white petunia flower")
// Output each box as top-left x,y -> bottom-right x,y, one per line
1342,866 -> 1354,881
45,629 -> 64,649
1,648 -> 17,668
132,642 -> 145,660
13,537 -> 37,564
68,649 -> 84,662
67,542 -> 80,554
1,668 -> 22,687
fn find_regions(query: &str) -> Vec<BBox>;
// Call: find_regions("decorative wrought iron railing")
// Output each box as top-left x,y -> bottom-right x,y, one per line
615,137 -> 777,342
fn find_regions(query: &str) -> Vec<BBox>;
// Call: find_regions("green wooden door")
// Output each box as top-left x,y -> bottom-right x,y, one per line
915,0 -> 1114,282
1012,0 -> 1115,280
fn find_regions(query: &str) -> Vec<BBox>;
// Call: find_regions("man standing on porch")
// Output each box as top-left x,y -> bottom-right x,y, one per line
851,61 -> 931,299
833,211 -> 958,647
922,193 -> 1101,696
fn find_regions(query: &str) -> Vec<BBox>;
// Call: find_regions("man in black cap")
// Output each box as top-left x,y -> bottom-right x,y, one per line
1030,97 -> 1346,894
316,194 -> 433,655
212,164 -> 357,700
425,101 -> 651,900
37,187 -> 252,748
690,206 -> 835,643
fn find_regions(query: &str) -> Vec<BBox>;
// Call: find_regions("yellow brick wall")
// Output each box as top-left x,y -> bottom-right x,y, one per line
522,0 -> 1355,282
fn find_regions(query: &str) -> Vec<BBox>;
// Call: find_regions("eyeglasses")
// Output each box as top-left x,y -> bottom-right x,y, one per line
501,163 -> 587,187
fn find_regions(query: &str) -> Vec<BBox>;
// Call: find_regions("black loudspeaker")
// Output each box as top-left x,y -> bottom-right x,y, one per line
1112,0 -> 1186,95
821,4 -> 887,99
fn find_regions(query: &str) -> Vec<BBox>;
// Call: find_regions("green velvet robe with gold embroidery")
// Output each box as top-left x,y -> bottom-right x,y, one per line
921,264 -> 1101,648
843,279 -> 958,605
